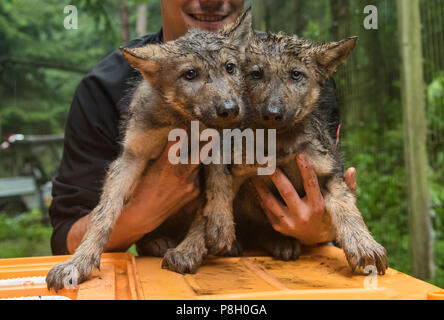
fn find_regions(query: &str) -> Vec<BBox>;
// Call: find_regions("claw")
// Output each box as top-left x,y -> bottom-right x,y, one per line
351,264 -> 357,273
343,239 -> 388,275
162,248 -> 203,274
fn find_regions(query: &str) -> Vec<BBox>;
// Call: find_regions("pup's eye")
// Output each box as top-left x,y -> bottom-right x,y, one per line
251,69 -> 263,80
183,69 -> 198,80
226,63 -> 236,75
291,70 -> 304,81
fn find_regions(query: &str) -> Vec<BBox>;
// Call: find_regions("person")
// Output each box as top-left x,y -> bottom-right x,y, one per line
49,0 -> 357,256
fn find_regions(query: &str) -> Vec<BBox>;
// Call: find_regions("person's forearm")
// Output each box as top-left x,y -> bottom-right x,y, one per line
66,210 -> 144,254
66,213 -> 91,254
66,201 -> 163,254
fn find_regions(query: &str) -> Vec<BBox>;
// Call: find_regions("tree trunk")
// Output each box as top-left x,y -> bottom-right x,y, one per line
329,0 -> 354,127
330,0 -> 350,40
120,0 -> 129,44
292,0 -> 307,37
253,0 -> 268,32
136,2 -> 148,37
358,0 -> 387,136
396,0 -> 434,280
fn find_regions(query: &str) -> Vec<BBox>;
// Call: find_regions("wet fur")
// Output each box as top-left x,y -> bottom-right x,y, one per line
237,32 -> 388,274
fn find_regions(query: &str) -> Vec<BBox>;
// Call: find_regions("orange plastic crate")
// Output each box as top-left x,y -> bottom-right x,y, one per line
0,245 -> 442,300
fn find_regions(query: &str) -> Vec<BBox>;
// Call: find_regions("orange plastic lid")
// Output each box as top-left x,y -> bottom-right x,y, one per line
0,245 -> 442,300
0,253 -> 143,300
136,245 -> 443,300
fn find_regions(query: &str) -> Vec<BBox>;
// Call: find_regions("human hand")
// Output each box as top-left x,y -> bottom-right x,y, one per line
251,153 -> 357,245
126,140 -> 203,234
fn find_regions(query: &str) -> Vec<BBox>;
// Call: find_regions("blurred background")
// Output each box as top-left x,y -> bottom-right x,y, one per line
0,0 -> 442,288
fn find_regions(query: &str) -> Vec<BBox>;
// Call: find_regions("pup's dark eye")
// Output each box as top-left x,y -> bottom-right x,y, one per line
291,70 -> 304,81
226,63 -> 236,74
183,69 -> 198,80
251,69 -> 263,80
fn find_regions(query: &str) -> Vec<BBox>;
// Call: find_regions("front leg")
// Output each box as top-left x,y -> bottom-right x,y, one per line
46,152 -> 148,291
46,128 -> 168,291
162,208 -> 208,274
325,177 -> 388,274
203,164 -> 237,254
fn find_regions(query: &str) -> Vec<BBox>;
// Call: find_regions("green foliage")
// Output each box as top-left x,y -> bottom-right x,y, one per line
0,210 -> 52,258
0,0 -> 164,139
146,0 -> 162,34
74,0 -> 162,44
1,106 -> 61,135
433,240 -> 444,287
0,208 -> 136,259
0,0 -> 118,138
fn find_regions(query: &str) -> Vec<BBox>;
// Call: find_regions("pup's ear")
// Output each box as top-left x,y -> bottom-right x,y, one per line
120,45 -> 164,81
312,37 -> 357,77
221,7 -> 253,48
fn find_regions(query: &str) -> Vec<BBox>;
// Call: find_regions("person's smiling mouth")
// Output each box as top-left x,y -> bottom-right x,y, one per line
187,13 -> 228,22
185,12 -> 230,30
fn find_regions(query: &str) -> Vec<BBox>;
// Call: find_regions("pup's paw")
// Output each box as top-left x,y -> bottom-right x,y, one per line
161,248 -> 203,274
343,237 -> 388,275
46,255 -> 99,292
221,239 -> 243,257
205,214 -> 235,255
136,236 -> 178,257
269,237 -> 301,261
46,262 -> 81,292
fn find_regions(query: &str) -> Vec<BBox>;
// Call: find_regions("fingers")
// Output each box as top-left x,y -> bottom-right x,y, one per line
344,167 -> 357,194
262,206 -> 282,231
269,168 -> 303,210
296,153 -> 323,208
251,178 -> 287,224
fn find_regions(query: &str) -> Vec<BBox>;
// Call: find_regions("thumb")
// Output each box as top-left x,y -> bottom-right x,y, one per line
344,167 -> 357,194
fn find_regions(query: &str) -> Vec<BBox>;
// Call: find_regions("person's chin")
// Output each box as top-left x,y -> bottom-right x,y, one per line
183,13 -> 232,32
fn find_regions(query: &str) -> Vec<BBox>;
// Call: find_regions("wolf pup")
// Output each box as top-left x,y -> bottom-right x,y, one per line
46,11 -> 252,291
231,32 -> 388,274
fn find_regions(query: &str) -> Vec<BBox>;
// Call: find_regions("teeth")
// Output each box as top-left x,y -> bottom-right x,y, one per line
192,14 -> 225,22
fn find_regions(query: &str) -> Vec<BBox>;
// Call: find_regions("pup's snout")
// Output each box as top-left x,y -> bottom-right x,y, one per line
262,104 -> 284,126
217,101 -> 240,120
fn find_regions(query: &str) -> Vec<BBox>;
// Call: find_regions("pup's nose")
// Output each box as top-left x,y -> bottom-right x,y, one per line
217,101 -> 240,120
263,105 -> 283,123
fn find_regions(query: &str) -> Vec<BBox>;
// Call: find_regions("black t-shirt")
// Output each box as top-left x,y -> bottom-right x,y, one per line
49,30 -> 340,255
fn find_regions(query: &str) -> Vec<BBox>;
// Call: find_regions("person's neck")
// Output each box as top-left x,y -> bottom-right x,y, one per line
162,27 -> 182,42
